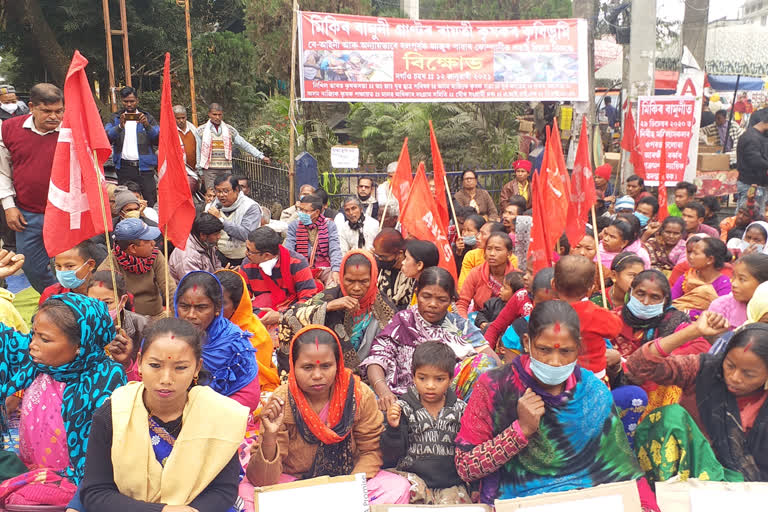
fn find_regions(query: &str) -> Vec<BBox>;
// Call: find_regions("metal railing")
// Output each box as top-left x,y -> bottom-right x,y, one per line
232,154 -> 517,211
232,156 -> 291,208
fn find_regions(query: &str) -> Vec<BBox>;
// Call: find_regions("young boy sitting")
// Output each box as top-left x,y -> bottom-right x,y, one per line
475,271 -> 525,332
382,342 -> 470,505
498,268 -> 556,364
39,240 -> 105,305
552,255 -> 622,381
97,218 -> 176,319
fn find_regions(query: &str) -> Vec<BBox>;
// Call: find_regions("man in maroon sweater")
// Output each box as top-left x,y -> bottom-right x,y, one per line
0,83 -> 63,292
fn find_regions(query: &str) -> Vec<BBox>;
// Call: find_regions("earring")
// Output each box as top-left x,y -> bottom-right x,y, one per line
193,375 -> 199,385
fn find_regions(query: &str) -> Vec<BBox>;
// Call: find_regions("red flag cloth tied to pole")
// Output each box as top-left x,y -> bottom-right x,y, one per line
157,52 -> 196,250
400,163 -> 458,282
44,50 -> 113,257
429,121 -> 450,229
565,117 -> 597,247
389,138 -> 413,212
621,105 -> 646,178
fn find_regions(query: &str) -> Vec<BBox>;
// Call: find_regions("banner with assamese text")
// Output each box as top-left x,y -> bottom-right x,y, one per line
636,96 -> 697,186
298,12 -> 589,102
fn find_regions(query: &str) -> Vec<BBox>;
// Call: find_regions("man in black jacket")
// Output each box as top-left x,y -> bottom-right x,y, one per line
736,109 -> 768,213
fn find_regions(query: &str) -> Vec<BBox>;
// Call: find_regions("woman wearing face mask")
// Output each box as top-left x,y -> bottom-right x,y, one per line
627,315 -> 768,483
452,214 -> 485,272
611,270 -> 707,417
455,301 -> 654,507
729,221 -> 768,257
277,250 -> 396,373
644,217 -> 686,276
88,271 -> 148,381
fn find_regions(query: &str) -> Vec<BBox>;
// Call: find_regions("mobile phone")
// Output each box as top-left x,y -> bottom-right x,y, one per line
124,112 -> 140,121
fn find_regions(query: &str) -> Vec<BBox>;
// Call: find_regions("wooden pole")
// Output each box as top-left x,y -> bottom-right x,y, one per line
378,186 -> 391,230
101,0 -> 117,112
118,0 -> 132,87
591,205 -> 608,308
184,0 -> 198,125
93,151 -> 121,328
164,232 -> 170,317
288,0 -> 298,205
444,175 -> 462,238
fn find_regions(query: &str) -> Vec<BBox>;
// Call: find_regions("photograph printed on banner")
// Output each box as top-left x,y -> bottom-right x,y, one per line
493,53 -> 578,83
303,50 -> 394,82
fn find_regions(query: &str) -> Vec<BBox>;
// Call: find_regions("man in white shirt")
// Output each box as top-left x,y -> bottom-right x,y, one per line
334,196 -> 379,254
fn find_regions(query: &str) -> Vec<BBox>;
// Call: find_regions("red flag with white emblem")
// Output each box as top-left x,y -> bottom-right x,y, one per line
400,162 -> 457,282
157,53 -> 195,250
565,117 -> 597,246
44,51 -> 113,257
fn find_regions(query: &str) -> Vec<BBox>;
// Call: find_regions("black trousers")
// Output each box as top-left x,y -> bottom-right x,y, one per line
117,163 -> 157,206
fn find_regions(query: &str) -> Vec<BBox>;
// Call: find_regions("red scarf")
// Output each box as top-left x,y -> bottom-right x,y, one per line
114,245 -> 159,274
339,249 -> 378,315
295,215 -> 330,267
288,325 -> 361,445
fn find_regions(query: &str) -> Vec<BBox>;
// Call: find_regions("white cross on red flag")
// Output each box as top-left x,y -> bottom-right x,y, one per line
44,50 -> 113,257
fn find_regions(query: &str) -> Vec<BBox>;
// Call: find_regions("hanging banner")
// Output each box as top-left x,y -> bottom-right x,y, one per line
636,96 -> 697,186
298,12 -> 589,102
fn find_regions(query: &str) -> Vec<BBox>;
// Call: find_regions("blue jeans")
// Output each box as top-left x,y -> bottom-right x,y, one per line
15,208 -> 56,293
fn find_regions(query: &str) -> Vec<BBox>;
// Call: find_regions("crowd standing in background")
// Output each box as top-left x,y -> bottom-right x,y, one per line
0,80 -> 767,512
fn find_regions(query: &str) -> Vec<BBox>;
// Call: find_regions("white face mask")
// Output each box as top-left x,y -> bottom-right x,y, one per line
1,103 -> 18,114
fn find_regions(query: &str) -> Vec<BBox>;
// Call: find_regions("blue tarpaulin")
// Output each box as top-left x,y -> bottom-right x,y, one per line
707,74 -> 765,91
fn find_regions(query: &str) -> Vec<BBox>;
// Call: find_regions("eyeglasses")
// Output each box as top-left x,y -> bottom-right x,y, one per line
246,248 -> 262,257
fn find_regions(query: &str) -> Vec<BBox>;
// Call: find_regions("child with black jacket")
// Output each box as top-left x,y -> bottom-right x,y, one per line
381,342 -> 470,504
475,271 -> 525,331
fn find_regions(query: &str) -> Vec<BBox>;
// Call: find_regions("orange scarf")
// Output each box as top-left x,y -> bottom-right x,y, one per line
339,250 -> 378,316
287,325 -> 361,445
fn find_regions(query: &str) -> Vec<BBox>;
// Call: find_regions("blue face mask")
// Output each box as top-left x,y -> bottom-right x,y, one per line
297,211 -> 313,226
626,294 -> 665,320
463,235 -> 477,246
56,261 -> 89,289
528,345 -> 577,386
634,211 -> 650,228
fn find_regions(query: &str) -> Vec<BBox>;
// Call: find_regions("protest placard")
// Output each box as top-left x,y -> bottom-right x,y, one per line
254,473 -> 368,512
636,96 -> 697,185
494,480 -> 641,512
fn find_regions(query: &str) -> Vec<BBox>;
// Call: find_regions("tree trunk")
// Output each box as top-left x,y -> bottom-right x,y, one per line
7,0 -> 70,86
682,0 -> 709,69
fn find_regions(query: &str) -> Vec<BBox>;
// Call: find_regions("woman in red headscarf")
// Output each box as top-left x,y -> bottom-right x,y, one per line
594,163 -> 616,204
277,250 -> 397,373
242,326 -> 411,511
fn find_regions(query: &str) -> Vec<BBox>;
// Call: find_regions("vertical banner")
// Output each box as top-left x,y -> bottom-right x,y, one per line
636,96 -> 697,186
298,12 -> 588,102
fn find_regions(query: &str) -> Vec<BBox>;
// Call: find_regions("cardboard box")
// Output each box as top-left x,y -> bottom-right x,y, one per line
518,119 -> 534,133
372,506 -> 491,512
254,474 -> 368,512
656,477 -> 768,512
697,153 -> 730,171
698,144 -> 721,154
604,152 -> 621,174
495,480 -> 642,511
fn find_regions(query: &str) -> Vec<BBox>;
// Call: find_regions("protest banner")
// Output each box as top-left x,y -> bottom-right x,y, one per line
636,96 -> 697,185
298,12 -> 588,102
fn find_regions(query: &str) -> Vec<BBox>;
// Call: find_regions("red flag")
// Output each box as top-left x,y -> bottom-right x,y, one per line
657,134 -> 669,222
157,53 -> 195,250
565,117 -> 597,246
528,168 -> 551,275
389,138 -> 413,211
621,105 -> 646,178
428,121 -> 450,229
540,125 -> 570,250
44,51 -> 113,257
400,163 -> 457,282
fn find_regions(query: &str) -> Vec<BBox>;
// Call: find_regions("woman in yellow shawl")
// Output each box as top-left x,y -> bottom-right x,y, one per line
216,269 -> 280,391
80,317 -> 248,512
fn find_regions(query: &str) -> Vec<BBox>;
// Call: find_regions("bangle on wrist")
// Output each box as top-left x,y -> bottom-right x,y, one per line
654,338 -> 670,357
372,378 -> 387,390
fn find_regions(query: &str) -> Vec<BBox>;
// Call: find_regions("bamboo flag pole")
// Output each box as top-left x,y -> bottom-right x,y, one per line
444,175 -> 462,238
379,184 -> 393,230
92,150 -> 121,328
591,204 -> 608,308
164,232 -> 170,317
288,0 -> 299,205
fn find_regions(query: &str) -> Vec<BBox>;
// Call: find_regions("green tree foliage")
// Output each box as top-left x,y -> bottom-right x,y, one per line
421,0 -> 571,20
244,0 -> 374,81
